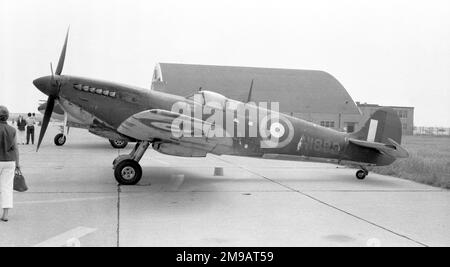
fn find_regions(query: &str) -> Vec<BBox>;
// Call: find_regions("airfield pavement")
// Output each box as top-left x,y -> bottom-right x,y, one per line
0,125 -> 449,247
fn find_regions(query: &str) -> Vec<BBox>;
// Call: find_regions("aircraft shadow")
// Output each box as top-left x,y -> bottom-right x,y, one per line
137,166 -> 404,191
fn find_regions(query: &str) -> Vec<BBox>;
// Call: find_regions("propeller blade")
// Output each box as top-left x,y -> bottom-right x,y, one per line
36,95 -> 56,152
246,79 -> 254,103
50,62 -> 55,85
55,28 -> 69,75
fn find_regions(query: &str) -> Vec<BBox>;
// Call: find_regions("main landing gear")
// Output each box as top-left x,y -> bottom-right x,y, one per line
356,167 -> 369,180
113,141 -> 150,185
109,139 -> 128,149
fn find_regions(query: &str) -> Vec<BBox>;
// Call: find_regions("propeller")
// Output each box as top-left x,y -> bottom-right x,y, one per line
246,79 -> 254,103
36,28 -> 69,152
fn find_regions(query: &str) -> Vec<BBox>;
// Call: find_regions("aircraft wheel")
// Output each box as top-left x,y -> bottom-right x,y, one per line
109,139 -> 128,149
113,155 -> 132,167
114,159 -> 142,185
356,170 -> 367,180
54,133 -> 66,146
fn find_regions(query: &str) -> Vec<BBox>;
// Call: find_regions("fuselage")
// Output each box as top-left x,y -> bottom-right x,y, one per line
38,100 -> 87,126
33,74 -> 395,166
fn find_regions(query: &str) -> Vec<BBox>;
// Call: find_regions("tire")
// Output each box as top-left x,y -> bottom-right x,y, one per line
109,139 -> 128,149
113,155 -> 132,167
356,170 -> 367,180
54,133 -> 66,146
114,159 -> 142,185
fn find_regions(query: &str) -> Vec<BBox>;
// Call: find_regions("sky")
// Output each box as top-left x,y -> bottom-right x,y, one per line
0,0 -> 449,127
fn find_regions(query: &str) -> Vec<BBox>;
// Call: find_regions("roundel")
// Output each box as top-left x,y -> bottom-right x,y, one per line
270,122 -> 285,138
260,114 -> 295,149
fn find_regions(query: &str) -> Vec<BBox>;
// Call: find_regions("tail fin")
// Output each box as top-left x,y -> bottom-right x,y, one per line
350,107 -> 402,144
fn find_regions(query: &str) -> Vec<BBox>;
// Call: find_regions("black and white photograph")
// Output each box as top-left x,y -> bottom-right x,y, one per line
0,0 -> 449,251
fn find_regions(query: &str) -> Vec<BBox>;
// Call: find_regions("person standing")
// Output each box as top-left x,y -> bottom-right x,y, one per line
16,115 -> 26,145
0,106 -> 21,222
32,113 -> 40,133
32,113 -> 37,126
25,113 -> 36,145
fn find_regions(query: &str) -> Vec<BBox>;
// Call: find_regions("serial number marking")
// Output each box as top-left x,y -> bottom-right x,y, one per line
297,135 -> 341,154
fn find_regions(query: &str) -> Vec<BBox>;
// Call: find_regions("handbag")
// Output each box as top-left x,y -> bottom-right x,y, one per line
13,167 -> 28,192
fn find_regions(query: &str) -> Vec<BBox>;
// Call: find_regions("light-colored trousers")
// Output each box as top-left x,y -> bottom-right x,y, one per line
17,130 -> 25,144
0,161 -> 15,209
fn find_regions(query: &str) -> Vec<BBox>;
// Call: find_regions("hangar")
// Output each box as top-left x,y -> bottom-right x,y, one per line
151,63 -> 362,133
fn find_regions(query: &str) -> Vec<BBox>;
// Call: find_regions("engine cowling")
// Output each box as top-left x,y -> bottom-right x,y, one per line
152,142 -> 207,157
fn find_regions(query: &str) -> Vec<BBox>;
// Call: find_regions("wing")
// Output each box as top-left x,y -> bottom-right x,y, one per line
348,138 -> 409,158
117,109 -> 233,154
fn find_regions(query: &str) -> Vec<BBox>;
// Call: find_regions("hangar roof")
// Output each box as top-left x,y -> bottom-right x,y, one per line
152,63 -> 360,115
356,102 -> 414,110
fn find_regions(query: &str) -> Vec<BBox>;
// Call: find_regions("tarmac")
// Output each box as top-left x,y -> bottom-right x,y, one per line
0,126 -> 449,247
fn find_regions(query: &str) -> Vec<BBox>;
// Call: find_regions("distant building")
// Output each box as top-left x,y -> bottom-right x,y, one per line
414,127 -> 450,136
356,102 -> 414,135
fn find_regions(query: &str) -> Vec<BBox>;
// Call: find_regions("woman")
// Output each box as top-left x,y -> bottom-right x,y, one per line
16,115 -> 26,145
0,106 -> 20,222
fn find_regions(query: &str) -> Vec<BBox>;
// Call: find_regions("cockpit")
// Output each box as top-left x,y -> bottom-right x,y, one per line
187,90 -> 240,110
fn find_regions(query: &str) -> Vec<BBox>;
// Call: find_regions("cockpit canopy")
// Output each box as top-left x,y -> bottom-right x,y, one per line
187,90 -> 240,110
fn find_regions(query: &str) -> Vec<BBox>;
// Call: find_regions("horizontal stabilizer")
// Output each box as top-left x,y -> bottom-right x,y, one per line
349,138 -> 409,158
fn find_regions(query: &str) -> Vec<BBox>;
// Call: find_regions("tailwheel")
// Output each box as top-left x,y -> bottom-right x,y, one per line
356,169 -> 368,180
109,139 -> 128,149
54,133 -> 66,146
114,159 -> 142,185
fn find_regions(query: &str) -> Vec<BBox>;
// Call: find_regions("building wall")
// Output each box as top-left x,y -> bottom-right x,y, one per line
290,105 -> 414,135
290,112 -> 361,132
153,63 -> 361,116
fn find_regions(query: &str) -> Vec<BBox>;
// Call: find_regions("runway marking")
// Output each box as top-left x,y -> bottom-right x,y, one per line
13,193 -> 151,205
15,195 -> 119,205
212,155 -> 429,247
34,227 -> 97,247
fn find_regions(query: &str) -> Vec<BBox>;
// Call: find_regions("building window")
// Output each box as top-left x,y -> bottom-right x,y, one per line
345,122 -> 356,133
402,123 -> 407,130
320,121 -> 335,128
397,110 -> 408,119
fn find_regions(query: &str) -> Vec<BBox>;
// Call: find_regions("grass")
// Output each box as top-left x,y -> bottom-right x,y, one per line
370,135 -> 450,189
